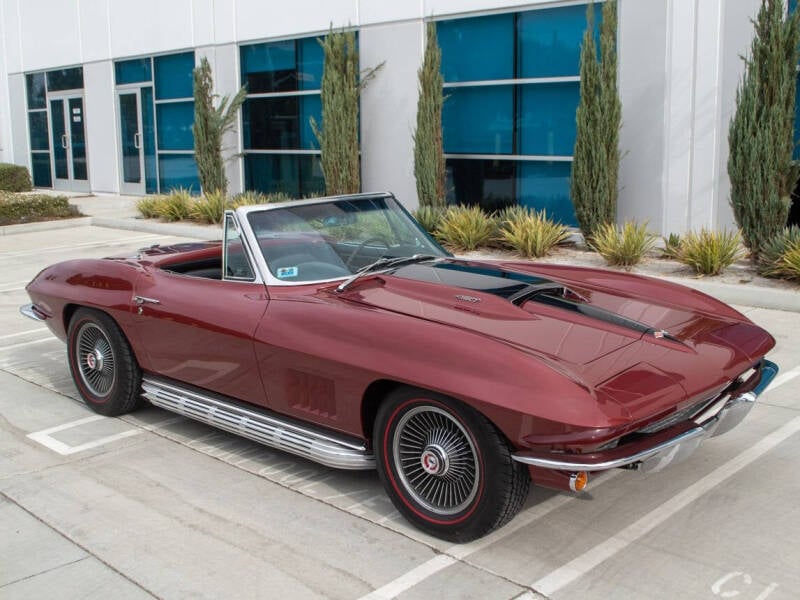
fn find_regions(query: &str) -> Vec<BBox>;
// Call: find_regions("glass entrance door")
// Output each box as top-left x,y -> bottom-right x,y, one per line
117,87 -> 156,195
49,94 -> 89,192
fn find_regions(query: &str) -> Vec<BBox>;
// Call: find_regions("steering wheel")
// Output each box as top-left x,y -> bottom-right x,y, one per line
346,236 -> 391,269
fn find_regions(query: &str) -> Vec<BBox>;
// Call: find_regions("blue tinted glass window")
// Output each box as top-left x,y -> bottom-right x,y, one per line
298,36 -> 324,91
443,86 -> 513,154
26,73 -> 46,109
46,67 -> 84,91
518,82 -> 580,156
156,101 -> 194,150
158,154 -> 199,192
518,161 -> 575,225
115,58 -> 152,85
241,40 -> 296,93
28,112 -> 50,151
31,153 -> 52,187
518,4 -> 599,78
438,14 -> 514,82
154,52 -> 195,100
300,95 -> 321,149
244,154 -> 324,197
445,158 -> 515,212
141,87 -> 158,194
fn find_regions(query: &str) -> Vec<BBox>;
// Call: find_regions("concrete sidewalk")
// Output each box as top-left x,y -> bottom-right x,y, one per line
4,190 -> 799,313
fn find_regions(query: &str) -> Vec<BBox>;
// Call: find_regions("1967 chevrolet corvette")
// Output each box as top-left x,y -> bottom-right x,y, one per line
21,192 -> 778,541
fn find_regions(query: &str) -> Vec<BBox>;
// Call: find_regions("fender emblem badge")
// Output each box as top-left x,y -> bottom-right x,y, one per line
455,295 -> 481,303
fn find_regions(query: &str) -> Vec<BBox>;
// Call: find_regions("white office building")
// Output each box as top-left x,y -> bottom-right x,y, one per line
0,0 -> 788,233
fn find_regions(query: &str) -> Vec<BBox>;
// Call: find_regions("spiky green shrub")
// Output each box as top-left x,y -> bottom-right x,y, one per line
728,0 -> 800,257
571,1 -> 621,241
136,196 -> 162,219
759,226 -> 800,279
498,208 -> 570,258
312,27 -> 383,195
193,57 -> 247,196
435,205 -> 495,251
0,163 -> 32,192
677,229 -> 743,275
413,205 -> 444,234
661,233 -> 682,259
229,191 -> 268,208
590,221 -> 656,267
191,190 -> 228,224
413,22 -> 446,209
154,188 -> 194,222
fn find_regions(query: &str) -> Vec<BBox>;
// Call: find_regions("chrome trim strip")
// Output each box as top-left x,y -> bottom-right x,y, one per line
513,359 -> 780,472
141,377 -> 375,470
20,303 -> 46,321
513,427 -> 708,472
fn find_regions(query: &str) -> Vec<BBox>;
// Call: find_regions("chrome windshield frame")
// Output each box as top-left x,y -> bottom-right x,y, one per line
233,192 -> 448,287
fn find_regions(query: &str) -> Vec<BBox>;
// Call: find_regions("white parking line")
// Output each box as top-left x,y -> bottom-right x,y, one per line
768,365 -> 800,392
358,471 -> 621,600
0,328 -> 47,340
0,337 -> 56,351
531,416 -> 800,596
0,234 -> 160,259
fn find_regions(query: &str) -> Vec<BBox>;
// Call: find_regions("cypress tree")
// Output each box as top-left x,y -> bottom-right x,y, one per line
413,22 -> 446,208
728,0 -> 800,257
570,1 -> 621,241
192,57 -> 247,196
312,27 -> 383,196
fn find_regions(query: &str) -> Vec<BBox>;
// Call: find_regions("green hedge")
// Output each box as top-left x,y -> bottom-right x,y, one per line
0,163 -> 33,192
0,192 -> 80,226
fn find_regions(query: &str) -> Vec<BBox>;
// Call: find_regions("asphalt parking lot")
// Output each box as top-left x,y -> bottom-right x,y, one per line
1,224 -> 799,600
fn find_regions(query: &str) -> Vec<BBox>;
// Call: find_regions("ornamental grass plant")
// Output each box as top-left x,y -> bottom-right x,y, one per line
677,228 -> 743,276
759,226 -> 800,280
497,208 -> 569,258
589,221 -> 656,267
435,205 -> 495,251
413,205 -> 444,235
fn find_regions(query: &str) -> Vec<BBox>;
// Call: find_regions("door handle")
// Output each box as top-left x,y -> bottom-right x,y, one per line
133,295 -> 160,305
61,134 -> 68,149
133,132 -> 141,149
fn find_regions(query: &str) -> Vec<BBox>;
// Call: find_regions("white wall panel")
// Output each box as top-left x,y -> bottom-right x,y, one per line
359,21 -> 424,209
78,0 -> 111,63
358,0 -> 421,25
0,11 -> 14,163
18,0 -> 82,71
425,0 -> 562,19
235,0 -> 356,44
8,74 -> 29,172
617,0 -> 668,232
193,0 -> 216,47
83,61 -> 118,193
2,0 -> 22,74
212,0 -> 237,44
108,0 -> 195,59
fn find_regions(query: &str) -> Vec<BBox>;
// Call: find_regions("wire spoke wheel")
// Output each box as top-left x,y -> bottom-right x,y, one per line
392,406 -> 479,515
75,322 -> 117,397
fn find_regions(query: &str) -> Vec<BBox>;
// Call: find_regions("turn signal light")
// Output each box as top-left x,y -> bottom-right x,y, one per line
569,471 -> 589,492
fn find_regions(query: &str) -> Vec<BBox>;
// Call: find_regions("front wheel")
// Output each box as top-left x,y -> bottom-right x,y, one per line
67,308 -> 142,416
375,387 -> 530,542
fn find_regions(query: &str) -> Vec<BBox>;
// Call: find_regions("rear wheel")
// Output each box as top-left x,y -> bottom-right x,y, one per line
375,387 -> 530,542
67,308 -> 142,416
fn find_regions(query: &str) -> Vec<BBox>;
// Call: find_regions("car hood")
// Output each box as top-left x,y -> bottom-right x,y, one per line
337,259 -> 773,420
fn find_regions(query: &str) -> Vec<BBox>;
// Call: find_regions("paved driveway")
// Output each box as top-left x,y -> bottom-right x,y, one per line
1,224 -> 799,599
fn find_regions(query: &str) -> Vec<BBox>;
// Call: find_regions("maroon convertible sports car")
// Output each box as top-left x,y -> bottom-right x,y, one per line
22,192 -> 778,541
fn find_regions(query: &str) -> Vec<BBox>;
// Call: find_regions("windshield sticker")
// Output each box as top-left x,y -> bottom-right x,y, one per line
276,266 -> 298,279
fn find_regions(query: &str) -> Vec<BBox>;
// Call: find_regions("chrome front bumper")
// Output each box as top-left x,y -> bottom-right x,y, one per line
512,359 -> 779,474
20,303 -> 47,322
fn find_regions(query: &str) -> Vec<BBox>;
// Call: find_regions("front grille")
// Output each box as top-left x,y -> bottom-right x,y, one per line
636,392 -> 724,434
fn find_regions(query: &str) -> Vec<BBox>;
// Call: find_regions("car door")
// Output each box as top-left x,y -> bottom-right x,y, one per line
132,216 -> 269,406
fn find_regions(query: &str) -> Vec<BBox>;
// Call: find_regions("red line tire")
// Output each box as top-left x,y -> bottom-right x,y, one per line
67,308 -> 142,416
375,387 -> 530,542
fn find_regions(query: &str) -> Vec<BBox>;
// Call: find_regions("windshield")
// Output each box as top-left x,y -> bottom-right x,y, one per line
246,196 -> 449,283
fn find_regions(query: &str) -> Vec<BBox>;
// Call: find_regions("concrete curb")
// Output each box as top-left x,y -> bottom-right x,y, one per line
0,216 -> 92,236
90,216 -> 222,240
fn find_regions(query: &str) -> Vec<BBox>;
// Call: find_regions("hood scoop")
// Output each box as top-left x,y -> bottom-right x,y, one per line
392,260 -> 677,342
